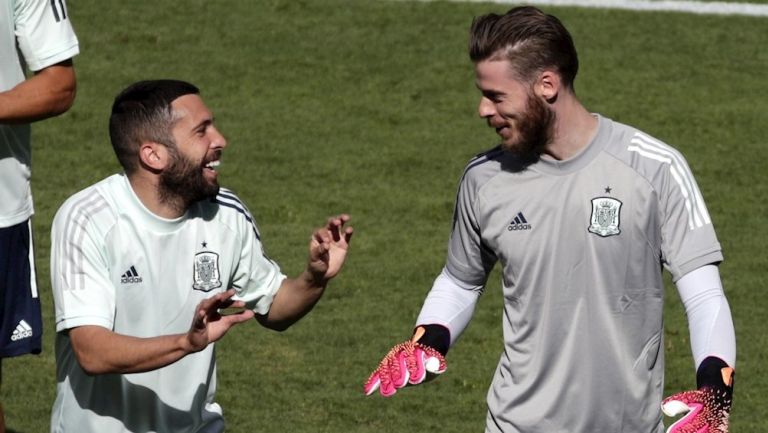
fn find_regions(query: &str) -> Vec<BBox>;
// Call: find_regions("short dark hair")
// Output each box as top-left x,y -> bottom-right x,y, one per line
109,80 -> 200,174
469,6 -> 579,89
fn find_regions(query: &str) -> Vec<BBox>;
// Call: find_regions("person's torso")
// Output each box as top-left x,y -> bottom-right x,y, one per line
0,0 -> 79,226
50,174 -> 256,433
454,116 -> 718,433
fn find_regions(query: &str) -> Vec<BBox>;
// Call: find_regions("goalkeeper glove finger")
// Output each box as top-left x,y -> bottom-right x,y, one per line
363,325 -> 448,397
662,356 -> 734,433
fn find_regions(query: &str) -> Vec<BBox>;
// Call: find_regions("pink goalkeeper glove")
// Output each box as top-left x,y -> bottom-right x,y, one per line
363,325 -> 448,397
662,357 -> 734,433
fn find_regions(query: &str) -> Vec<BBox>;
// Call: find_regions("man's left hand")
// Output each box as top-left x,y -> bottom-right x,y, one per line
662,357 -> 734,433
307,214 -> 353,283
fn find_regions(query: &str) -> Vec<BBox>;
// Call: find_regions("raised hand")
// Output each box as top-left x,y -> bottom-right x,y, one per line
307,214 -> 353,283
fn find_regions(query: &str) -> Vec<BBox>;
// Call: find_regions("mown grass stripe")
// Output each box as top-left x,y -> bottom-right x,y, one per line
408,0 -> 768,17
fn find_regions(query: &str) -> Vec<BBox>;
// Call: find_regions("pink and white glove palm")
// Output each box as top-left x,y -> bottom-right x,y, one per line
662,357 -> 734,433
363,340 -> 446,397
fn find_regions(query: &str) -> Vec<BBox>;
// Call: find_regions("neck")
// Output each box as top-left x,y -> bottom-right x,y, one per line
128,173 -> 187,219
542,94 -> 598,161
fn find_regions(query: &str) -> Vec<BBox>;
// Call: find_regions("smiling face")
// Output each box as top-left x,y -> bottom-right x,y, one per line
158,94 -> 227,207
475,59 -> 554,159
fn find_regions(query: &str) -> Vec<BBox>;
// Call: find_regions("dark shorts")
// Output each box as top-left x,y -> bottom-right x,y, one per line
0,220 -> 42,358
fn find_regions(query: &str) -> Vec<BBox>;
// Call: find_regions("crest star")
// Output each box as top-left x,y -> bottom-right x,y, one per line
604,186 -> 612,194
201,241 -> 208,248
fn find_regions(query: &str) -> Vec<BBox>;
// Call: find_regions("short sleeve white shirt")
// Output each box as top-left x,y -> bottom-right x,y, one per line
50,174 -> 285,433
0,0 -> 79,227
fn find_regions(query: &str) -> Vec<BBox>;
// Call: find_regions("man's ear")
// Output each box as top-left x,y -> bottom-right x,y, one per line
139,141 -> 169,172
536,70 -> 561,104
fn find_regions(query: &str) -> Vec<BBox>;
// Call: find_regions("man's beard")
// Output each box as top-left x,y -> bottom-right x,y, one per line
158,147 -> 220,212
501,93 -> 555,161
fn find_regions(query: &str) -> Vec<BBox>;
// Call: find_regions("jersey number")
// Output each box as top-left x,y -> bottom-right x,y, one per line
50,0 -> 68,22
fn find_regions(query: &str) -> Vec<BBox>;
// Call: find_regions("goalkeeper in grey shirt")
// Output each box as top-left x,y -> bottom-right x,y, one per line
364,6 -> 735,433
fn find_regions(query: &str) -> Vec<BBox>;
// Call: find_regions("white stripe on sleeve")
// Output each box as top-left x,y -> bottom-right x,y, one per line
628,132 -> 711,230
61,191 -> 108,290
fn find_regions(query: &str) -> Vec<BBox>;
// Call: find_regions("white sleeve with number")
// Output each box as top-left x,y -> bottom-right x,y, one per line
14,0 -> 79,71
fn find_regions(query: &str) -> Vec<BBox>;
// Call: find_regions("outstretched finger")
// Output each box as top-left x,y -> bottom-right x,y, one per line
326,214 -> 350,240
198,290 -> 238,320
217,290 -> 246,310
326,214 -> 350,227
342,226 -> 354,245
363,371 -> 382,396
311,229 -> 331,252
222,308 -> 255,325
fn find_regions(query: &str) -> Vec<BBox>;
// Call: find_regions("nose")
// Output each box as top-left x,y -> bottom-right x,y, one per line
211,126 -> 227,149
478,97 -> 495,118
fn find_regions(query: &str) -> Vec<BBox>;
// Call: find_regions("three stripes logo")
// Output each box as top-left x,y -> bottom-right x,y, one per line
627,131 -> 710,231
507,212 -> 532,231
50,0 -> 68,23
11,320 -> 33,341
121,266 -> 143,284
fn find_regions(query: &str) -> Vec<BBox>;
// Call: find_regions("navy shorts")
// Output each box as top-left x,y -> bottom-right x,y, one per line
0,220 -> 42,358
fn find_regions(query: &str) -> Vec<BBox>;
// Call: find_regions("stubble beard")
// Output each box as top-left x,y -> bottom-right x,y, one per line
158,147 -> 220,213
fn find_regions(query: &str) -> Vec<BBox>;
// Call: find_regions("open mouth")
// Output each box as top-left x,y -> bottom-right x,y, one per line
203,160 -> 220,180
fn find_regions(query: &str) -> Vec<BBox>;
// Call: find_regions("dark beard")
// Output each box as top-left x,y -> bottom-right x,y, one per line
158,148 -> 220,212
502,93 -> 555,163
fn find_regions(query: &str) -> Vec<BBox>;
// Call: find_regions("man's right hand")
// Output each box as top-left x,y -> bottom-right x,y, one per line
363,326 -> 448,397
185,289 -> 255,353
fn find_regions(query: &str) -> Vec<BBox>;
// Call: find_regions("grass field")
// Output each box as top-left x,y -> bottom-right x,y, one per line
3,0 -> 766,431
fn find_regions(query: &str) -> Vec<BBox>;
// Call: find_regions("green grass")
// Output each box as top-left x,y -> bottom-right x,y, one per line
651,0 -> 768,3
3,0 -> 766,431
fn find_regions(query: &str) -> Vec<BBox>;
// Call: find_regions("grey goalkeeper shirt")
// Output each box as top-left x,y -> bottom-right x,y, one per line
446,115 -> 722,433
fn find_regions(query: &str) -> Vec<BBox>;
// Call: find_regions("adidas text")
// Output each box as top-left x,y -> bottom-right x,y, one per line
121,276 -> 143,284
11,320 -> 33,341
507,223 -> 532,231
11,330 -> 33,341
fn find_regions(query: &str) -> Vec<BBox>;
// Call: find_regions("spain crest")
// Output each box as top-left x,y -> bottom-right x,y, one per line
192,251 -> 222,292
588,197 -> 622,237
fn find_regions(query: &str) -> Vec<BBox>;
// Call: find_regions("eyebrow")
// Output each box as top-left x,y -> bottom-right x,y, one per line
474,81 -> 500,93
479,88 -> 504,98
191,117 -> 214,132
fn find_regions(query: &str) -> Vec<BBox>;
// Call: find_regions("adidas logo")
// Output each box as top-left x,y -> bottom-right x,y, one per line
121,266 -> 143,284
11,319 -> 33,341
507,212 -> 532,231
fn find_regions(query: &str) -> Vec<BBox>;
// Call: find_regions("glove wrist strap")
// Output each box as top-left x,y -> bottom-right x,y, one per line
412,324 -> 450,356
696,356 -> 734,389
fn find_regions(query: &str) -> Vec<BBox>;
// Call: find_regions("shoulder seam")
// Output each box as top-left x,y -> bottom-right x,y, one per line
452,146 -> 505,229
211,190 -> 261,240
463,146 -> 504,176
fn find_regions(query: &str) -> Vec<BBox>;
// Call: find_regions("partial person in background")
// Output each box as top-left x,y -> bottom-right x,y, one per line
0,0 -> 78,431
50,80 -> 353,432
364,6 -> 735,433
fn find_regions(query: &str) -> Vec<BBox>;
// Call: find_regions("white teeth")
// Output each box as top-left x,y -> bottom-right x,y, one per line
205,160 -> 220,169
